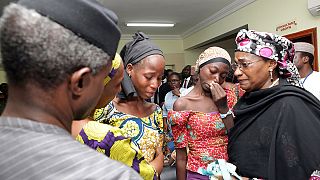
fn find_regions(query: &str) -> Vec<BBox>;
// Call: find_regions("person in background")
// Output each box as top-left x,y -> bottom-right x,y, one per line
0,0 -> 141,179
293,42 -> 320,100
0,83 -> 8,115
162,72 -> 186,166
170,47 -> 238,180
181,65 -> 192,88
154,69 -> 173,106
181,65 -> 199,96
89,32 -> 166,177
228,29 -> 320,179
187,65 -> 199,87
163,69 -> 174,84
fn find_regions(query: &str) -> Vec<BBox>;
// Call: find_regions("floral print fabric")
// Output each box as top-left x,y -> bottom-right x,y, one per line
77,121 -> 156,180
94,101 -> 164,163
169,88 -> 237,173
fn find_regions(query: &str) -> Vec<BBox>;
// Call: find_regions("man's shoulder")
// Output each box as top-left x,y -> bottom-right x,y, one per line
305,71 -> 320,87
0,117 -> 141,179
312,71 -> 320,77
0,122 -> 141,179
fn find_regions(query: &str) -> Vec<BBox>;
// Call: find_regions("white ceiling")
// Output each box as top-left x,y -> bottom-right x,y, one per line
0,0 -> 255,38
98,0 -> 255,38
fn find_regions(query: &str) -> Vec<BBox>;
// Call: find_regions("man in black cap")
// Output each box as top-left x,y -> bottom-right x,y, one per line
0,0 -> 141,179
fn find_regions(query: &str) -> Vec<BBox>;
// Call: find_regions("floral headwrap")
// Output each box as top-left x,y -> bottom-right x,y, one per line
195,46 -> 231,73
103,53 -> 122,86
235,29 -> 301,87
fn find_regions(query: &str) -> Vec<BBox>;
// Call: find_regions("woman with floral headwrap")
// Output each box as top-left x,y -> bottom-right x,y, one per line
228,29 -> 320,179
169,47 -> 238,180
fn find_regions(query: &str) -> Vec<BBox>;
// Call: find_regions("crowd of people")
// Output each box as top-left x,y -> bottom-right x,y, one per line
0,0 -> 319,180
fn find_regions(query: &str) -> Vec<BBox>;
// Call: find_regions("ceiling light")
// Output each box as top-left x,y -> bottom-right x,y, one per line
126,23 -> 174,27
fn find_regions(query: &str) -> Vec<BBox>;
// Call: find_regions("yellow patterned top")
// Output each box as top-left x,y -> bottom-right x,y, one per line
76,121 -> 156,180
94,101 -> 164,163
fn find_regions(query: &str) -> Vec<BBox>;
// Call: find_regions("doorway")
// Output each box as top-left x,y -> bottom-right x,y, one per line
284,27 -> 318,71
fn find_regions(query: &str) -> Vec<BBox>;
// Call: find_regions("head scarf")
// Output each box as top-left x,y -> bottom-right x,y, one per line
103,53 -> 122,86
195,46 -> 231,73
118,32 -> 163,99
235,29 -> 301,87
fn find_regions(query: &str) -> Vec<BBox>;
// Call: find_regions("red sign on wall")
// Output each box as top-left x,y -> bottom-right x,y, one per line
276,20 -> 297,32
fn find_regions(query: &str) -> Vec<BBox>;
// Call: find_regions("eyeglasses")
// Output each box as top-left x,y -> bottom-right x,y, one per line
231,60 -> 262,71
168,79 -> 180,83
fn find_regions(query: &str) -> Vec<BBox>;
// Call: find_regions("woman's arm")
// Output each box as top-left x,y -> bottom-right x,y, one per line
149,147 -> 164,175
176,147 -> 187,180
163,117 -> 168,132
172,98 -> 188,180
221,113 -> 234,131
150,108 -> 165,175
162,101 -> 168,132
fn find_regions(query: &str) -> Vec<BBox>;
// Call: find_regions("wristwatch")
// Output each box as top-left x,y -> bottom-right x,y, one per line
220,109 -> 234,119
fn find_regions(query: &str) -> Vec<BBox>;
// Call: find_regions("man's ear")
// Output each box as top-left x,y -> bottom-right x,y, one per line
302,56 -> 310,64
69,67 -> 92,96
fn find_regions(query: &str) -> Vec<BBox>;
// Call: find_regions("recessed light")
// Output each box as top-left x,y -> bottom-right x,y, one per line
126,23 -> 174,27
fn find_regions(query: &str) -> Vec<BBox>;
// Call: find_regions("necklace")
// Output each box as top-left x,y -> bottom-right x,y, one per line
269,78 -> 280,88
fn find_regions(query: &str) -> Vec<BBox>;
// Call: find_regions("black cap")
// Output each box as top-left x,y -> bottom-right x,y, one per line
18,0 -> 121,58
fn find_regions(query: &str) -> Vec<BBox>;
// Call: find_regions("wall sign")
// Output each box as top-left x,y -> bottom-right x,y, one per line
276,20 -> 297,32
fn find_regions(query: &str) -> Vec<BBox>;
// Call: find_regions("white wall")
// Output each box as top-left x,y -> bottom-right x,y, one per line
118,37 -> 186,72
1,0 -> 319,82
183,0 -> 320,68
0,37 -> 185,83
0,70 -> 6,83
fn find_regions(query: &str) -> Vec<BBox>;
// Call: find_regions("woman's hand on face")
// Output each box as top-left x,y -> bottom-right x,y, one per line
172,87 -> 180,97
210,82 -> 228,113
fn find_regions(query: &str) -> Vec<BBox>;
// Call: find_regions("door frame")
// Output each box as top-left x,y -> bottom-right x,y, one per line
284,27 -> 318,71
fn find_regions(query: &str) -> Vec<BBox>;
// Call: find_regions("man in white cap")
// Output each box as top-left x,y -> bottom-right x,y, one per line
293,42 -> 320,100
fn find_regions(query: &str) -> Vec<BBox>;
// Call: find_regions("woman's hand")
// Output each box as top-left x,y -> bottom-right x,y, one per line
149,147 -> 164,176
172,87 -> 181,97
209,81 -> 234,130
209,82 -> 228,113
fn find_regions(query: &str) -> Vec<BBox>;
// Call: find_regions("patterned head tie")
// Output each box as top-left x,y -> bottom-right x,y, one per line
103,53 -> 122,86
195,46 -> 231,73
235,29 -> 301,86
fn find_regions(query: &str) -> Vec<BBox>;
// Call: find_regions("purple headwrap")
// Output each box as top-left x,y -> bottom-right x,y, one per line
235,29 -> 301,87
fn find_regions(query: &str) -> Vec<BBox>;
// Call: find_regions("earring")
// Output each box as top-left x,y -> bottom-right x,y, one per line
269,70 -> 274,82
129,74 -> 131,78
